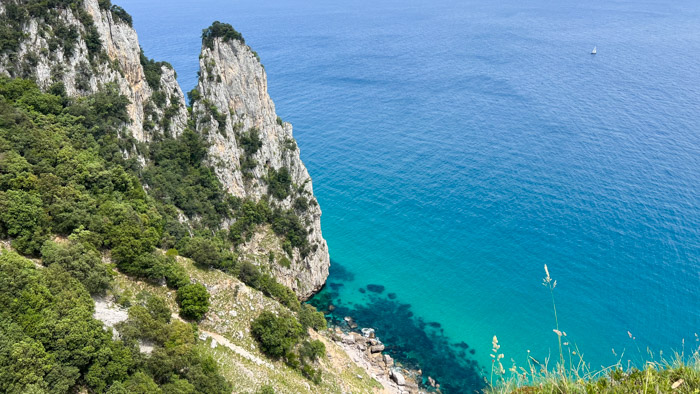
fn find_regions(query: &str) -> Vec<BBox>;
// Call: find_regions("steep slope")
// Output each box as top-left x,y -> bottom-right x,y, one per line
0,2 -> 329,299
108,255 -> 386,394
191,28 -> 330,299
0,0 -> 188,141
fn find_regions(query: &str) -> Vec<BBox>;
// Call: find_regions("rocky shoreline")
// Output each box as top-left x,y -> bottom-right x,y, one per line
328,319 -> 443,394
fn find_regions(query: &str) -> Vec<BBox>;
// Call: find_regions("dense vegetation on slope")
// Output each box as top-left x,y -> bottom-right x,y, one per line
0,76 -> 229,392
0,76 -> 328,392
251,311 -> 326,384
0,250 -> 231,393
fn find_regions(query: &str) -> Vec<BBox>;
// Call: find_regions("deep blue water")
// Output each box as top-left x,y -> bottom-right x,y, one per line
120,0 -> 700,391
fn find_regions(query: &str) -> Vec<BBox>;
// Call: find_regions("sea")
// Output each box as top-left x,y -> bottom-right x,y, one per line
119,0 -> 700,391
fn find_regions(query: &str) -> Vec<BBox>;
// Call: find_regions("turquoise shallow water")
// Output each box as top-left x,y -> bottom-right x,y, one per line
121,0 -> 700,391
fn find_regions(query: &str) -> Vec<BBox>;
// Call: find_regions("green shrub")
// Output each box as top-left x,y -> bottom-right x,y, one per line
283,137 -> 297,151
226,197 -> 310,258
164,261 -> 190,289
110,5 -> 132,26
0,73 -> 238,392
236,261 -> 299,311
278,256 -> 291,268
145,293 -> 172,323
106,381 -> 129,394
251,311 -> 304,359
257,385 -> 275,394
122,372 -> 162,394
151,90 -> 166,108
301,364 -> 322,385
259,274 -> 300,311
176,283 -> 210,321
0,190 -> 48,255
181,236 -> 222,268
187,88 -> 201,103
294,196 -> 309,212
40,233 -> 112,295
239,127 -> 262,155
237,261 -> 261,288
140,48 -> 171,91
299,339 -> 325,362
298,304 -> 327,331
0,251 -> 134,393
202,99 -> 227,134
98,0 -> 113,10
118,304 -> 168,345
267,167 -> 292,200
202,21 -> 244,50
143,128 -> 230,230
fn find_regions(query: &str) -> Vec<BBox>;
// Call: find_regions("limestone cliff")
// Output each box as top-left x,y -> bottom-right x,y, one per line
192,35 -> 330,299
0,0 -> 188,141
0,2 -> 329,299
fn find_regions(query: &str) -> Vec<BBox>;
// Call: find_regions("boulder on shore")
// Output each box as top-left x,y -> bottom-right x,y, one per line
370,344 -> 385,353
361,327 -> 375,338
384,354 -> 394,367
390,370 -> 406,386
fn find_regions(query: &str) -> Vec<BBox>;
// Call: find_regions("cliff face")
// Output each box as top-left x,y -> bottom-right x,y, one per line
0,1 -> 329,299
193,37 -> 330,299
0,0 -> 188,141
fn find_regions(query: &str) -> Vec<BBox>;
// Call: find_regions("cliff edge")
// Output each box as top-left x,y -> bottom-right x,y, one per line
191,27 -> 329,299
0,3 -> 329,299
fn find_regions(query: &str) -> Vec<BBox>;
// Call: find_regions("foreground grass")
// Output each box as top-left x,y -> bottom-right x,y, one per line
486,264 -> 700,393
486,349 -> 700,393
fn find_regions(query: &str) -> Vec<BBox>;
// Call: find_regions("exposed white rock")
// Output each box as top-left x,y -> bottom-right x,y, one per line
93,296 -> 129,328
139,341 -> 155,354
193,37 -> 329,299
391,370 -> 406,386
0,0 -> 188,142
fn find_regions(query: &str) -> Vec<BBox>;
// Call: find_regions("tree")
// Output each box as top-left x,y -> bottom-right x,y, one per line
298,304 -> 327,332
0,190 -> 47,255
40,235 -> 111,295
176,284 -> 210,321
201,21 -> 244,50
267,167 -> 292,200
250,311 -> 303,359
181,236 -> 221,268
299,339 -> 325,362
122,372 -> 161,394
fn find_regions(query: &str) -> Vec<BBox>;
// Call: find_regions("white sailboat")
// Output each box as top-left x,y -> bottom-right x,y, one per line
591,46 -> 597,55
